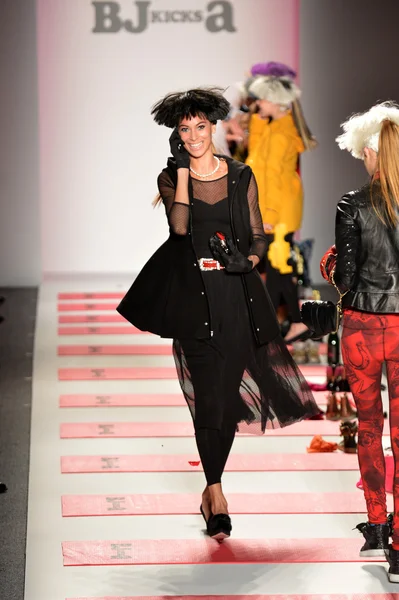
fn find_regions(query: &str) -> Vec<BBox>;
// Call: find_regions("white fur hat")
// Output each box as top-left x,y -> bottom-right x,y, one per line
336,101 -> 399,159
248,75 -> 301,107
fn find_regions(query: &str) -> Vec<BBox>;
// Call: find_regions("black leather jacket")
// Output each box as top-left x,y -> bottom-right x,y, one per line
335,182 -> 399,313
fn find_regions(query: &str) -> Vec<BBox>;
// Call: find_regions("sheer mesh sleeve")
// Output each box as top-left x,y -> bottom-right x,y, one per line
157,171 -> 190,236
247,173 -> 268,259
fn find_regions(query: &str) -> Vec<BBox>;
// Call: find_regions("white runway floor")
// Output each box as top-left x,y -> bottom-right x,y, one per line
24,276 -> 398,599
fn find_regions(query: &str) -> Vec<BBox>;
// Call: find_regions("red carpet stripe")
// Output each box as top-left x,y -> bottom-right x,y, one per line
58,326 -> 143,336
58,365 -> 323,381
60,421 -> 194,438
59,394 -> 185,407
58,392 -> 350,414
59,314 -> 126,323
58,292 -> 125,300
61,453 -> 359,473
61,491 -> 389,516
60,419 -> 383,438
58,391 -> 333,408
58,345 -> 172,356
58,367 -> 177,380
58,303 -> 119,312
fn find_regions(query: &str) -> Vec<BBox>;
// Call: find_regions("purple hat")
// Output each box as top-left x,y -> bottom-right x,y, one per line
250,61 -> 297,80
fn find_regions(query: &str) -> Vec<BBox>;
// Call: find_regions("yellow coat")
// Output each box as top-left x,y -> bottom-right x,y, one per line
246,112 -> 304,234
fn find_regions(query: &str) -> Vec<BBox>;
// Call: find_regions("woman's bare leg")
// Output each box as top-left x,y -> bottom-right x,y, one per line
208,483 -> 228,515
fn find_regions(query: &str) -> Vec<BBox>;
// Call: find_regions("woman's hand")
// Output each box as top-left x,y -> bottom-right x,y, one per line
263,223 -> 274,233
169,128 -> 190,169
248,254 -> 260,268
320,245 -> 337,283
209,234 -> 253,273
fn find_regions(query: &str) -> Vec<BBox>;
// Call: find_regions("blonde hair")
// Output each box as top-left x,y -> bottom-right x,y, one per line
371,119 -> 399,226
291,99 -> 318,151
152,192 -> 162,207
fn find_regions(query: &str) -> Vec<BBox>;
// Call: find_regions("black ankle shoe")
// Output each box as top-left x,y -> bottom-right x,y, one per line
0,482 -> 7,493
355,522 -> 390,556
207,513 -> 232,541
385,545 -> 399,583
199,504 -> 212,525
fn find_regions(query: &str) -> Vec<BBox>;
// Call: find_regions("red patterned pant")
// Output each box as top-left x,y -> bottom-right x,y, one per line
342,309 -> 399,544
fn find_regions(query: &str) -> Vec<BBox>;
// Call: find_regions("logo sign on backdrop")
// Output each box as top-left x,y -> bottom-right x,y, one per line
92,1 -> 236,33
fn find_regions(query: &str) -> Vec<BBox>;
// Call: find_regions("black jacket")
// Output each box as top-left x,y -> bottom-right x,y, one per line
335,182 -> 399,313
117,157 -> 280,344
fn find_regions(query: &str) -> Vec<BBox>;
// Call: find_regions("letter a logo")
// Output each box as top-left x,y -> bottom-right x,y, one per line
206,1 -> 236,33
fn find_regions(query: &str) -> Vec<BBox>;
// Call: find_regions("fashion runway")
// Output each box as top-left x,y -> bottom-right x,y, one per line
24,277 -> 398,599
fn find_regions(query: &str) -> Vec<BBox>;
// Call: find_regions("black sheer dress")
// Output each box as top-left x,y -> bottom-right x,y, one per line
179,175 -> 256,431
158,168 -> 318,447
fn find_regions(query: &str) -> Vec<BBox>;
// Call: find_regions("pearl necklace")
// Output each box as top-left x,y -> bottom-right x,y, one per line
190,156 -> 220,178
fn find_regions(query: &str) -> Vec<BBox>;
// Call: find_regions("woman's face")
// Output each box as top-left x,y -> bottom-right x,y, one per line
256,99 -> 279,119
178,115 -> 216,158
363,147 -> 378,176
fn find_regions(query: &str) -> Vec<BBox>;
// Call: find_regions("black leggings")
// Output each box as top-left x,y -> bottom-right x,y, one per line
177,271 -> 252,487
195,423 -> 237,485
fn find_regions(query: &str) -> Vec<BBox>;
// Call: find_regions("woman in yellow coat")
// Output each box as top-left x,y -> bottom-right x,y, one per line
246,75 -> 317,343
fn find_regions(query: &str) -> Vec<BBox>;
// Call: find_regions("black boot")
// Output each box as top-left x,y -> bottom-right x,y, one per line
207,513 -> 232,541
338,420 -> 358,453
385,545 -> 399,583
355,522 -> 390,556
0,482 -> 7,493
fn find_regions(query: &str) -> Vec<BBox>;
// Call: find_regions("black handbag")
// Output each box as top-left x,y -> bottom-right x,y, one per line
300,273 -> 348,338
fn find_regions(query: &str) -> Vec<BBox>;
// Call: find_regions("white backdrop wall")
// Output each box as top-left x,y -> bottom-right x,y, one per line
36,0 -> 299,275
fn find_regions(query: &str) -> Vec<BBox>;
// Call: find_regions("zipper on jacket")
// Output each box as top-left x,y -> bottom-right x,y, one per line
229,169 -> 261,344
189,183 -> 213,337
229,176 -> 239,247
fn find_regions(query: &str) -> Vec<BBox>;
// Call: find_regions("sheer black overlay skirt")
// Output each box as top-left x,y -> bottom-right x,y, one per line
173,270 -> 318,435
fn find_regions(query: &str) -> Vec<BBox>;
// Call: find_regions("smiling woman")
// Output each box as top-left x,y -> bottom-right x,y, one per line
178,117 -> 219,174
179,119 -> 210,146
151,88 -> 230,206
117,87 -> 319,542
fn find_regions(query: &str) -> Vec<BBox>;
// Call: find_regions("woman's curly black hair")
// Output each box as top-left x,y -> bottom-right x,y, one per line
151,87 -> 231,128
